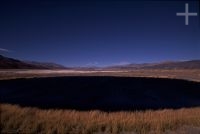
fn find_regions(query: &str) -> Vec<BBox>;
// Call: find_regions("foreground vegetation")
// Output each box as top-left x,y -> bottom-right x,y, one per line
1,104 -> 200,134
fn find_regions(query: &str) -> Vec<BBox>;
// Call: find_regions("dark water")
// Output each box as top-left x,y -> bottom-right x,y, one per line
0,76 -> 200,111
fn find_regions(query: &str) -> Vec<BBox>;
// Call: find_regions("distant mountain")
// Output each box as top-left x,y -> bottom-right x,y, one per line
1,54 -> 200,70
25,61 -> 67,69
141,60 -> 200,69
106,60 -> 200,70
0,55 -> 66,69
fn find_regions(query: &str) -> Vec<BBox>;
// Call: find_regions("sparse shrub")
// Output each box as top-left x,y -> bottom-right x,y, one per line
1,103 -> 200,134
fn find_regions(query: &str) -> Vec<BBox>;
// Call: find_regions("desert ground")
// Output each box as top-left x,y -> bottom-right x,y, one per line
1,69 -> 200,134
0,69 -> 200,82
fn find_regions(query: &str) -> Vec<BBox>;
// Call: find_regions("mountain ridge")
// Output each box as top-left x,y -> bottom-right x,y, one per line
0,55 -> 200,69
0,55 -> 67,69
105,60 -> 200,70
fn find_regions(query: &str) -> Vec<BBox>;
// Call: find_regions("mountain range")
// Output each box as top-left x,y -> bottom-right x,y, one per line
106,60 -> 200,70
0,55 -> 200,69
0,55 -> 66,69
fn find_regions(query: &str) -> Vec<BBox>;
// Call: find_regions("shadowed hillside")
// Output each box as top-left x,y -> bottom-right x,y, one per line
0,55 -> 66,69
0,76 -> 200,111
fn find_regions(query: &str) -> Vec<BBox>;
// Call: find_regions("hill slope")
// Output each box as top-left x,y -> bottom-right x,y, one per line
107,60 -> 200,70
0,55 -> 66,69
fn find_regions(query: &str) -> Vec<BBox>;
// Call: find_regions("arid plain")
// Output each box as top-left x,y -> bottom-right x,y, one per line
1,69 -> 200,134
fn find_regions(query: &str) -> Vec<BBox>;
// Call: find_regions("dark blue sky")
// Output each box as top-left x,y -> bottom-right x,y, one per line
0,0 -> 199,67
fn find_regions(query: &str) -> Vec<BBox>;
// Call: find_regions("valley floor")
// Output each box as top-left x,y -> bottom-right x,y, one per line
0,69 -> 200,82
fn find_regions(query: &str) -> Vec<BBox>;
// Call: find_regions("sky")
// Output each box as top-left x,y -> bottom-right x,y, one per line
0,0 -> 199,67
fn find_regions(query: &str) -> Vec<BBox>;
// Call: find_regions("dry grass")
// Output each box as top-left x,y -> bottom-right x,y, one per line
1,103 -> 200,134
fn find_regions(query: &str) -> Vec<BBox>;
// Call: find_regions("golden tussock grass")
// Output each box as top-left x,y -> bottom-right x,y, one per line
1,103 -> 200,134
